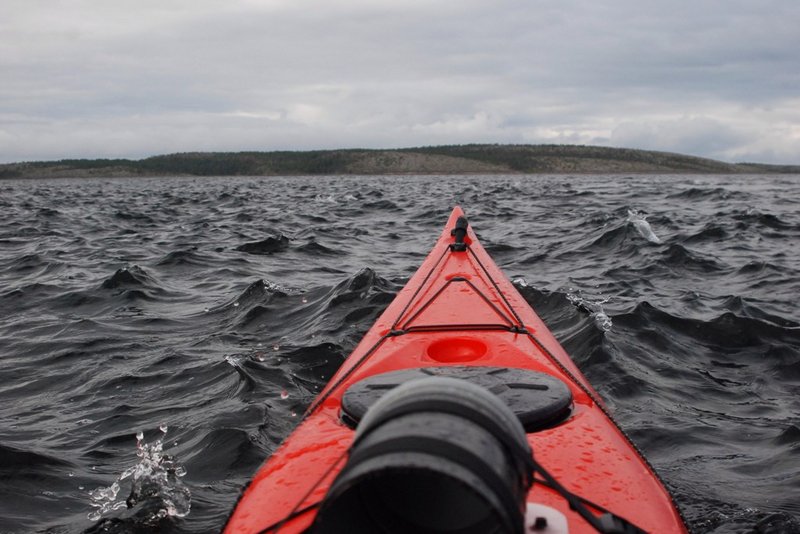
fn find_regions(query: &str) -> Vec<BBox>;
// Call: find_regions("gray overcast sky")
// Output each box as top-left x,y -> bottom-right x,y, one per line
1,0 -> 798,163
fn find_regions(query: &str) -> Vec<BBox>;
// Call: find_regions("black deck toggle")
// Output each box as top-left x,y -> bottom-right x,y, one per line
450,216 -> 469,252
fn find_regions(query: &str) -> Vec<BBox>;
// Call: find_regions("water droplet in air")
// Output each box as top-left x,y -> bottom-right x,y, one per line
280,389 -> 289,400
302,297 -> 308,303
159,423 -> 168,434
273,345 -> 280,351
233,301 -> 239,307
204,307 -> 210,313
291,411 -> 297,417
136,431 -> 144,441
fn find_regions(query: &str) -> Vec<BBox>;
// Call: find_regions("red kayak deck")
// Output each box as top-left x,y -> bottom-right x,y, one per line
225,207 -> 687,533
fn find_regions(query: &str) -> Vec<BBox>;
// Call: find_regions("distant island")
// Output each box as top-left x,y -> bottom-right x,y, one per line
2,144 -> 798,179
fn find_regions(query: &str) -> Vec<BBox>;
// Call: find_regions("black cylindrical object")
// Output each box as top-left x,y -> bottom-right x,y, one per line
450,216 -> 469,251
312,376 -> 534,533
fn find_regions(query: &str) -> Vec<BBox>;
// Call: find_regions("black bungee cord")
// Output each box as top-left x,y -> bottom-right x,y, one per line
243,217 -> 652,534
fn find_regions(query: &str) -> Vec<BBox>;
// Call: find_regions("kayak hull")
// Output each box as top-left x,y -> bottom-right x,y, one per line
224,207 -> 687,533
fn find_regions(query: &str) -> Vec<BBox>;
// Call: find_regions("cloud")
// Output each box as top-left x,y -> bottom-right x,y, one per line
611,116 -> 749,159
1,0 -> 799,163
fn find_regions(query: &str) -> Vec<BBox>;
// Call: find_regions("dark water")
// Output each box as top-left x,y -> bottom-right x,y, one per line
1,174 -> 799,534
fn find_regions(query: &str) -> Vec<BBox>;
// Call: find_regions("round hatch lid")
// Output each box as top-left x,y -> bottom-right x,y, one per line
341,366 -> 573,432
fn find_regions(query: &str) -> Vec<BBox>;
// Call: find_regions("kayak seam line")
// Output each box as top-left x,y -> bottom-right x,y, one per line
533,459 -> 647,533
399,277 -> 516,330
467,246 -> 526,327
303,333 -> 391,418
259,451 -> 348,533
399,276 -> 460,329
392,245 -> 450,330
467,235 -> 686,529
525,330 -> 689,529
461,277 -> 516,327
256,502 -> 319,533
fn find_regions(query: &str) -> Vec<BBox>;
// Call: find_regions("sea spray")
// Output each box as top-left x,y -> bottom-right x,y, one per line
566,289 -> 613,332
87,425 -> 190,523
627,209 -> 662,244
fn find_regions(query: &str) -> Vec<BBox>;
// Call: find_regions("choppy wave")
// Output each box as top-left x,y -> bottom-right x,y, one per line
0,174 -> 798,533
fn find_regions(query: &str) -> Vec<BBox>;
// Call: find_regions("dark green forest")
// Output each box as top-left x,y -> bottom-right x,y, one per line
2,144 -> 798,178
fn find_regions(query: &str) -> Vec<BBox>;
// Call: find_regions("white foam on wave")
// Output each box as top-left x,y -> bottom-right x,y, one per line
627,209 -> 662,244
225,354 -> 245,368
566,289 -> 613,332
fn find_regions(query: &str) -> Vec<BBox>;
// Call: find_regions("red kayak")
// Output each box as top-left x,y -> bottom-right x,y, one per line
224,207 -> 687,533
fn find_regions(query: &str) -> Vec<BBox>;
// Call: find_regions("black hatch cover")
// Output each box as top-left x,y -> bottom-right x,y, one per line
341,366 -> 573,432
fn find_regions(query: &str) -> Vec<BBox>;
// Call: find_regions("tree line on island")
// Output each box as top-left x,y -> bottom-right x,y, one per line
2,144 -> 798,178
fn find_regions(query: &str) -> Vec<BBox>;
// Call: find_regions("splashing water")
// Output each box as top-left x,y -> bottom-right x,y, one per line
566,289 -> 613,332
225,354 -> 245,368
627,209 -> 662,244
314,193 -> 337,203
87,425 -> 190,523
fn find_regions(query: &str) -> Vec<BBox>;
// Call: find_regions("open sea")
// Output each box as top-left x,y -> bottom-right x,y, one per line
0,174 -> 798,534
